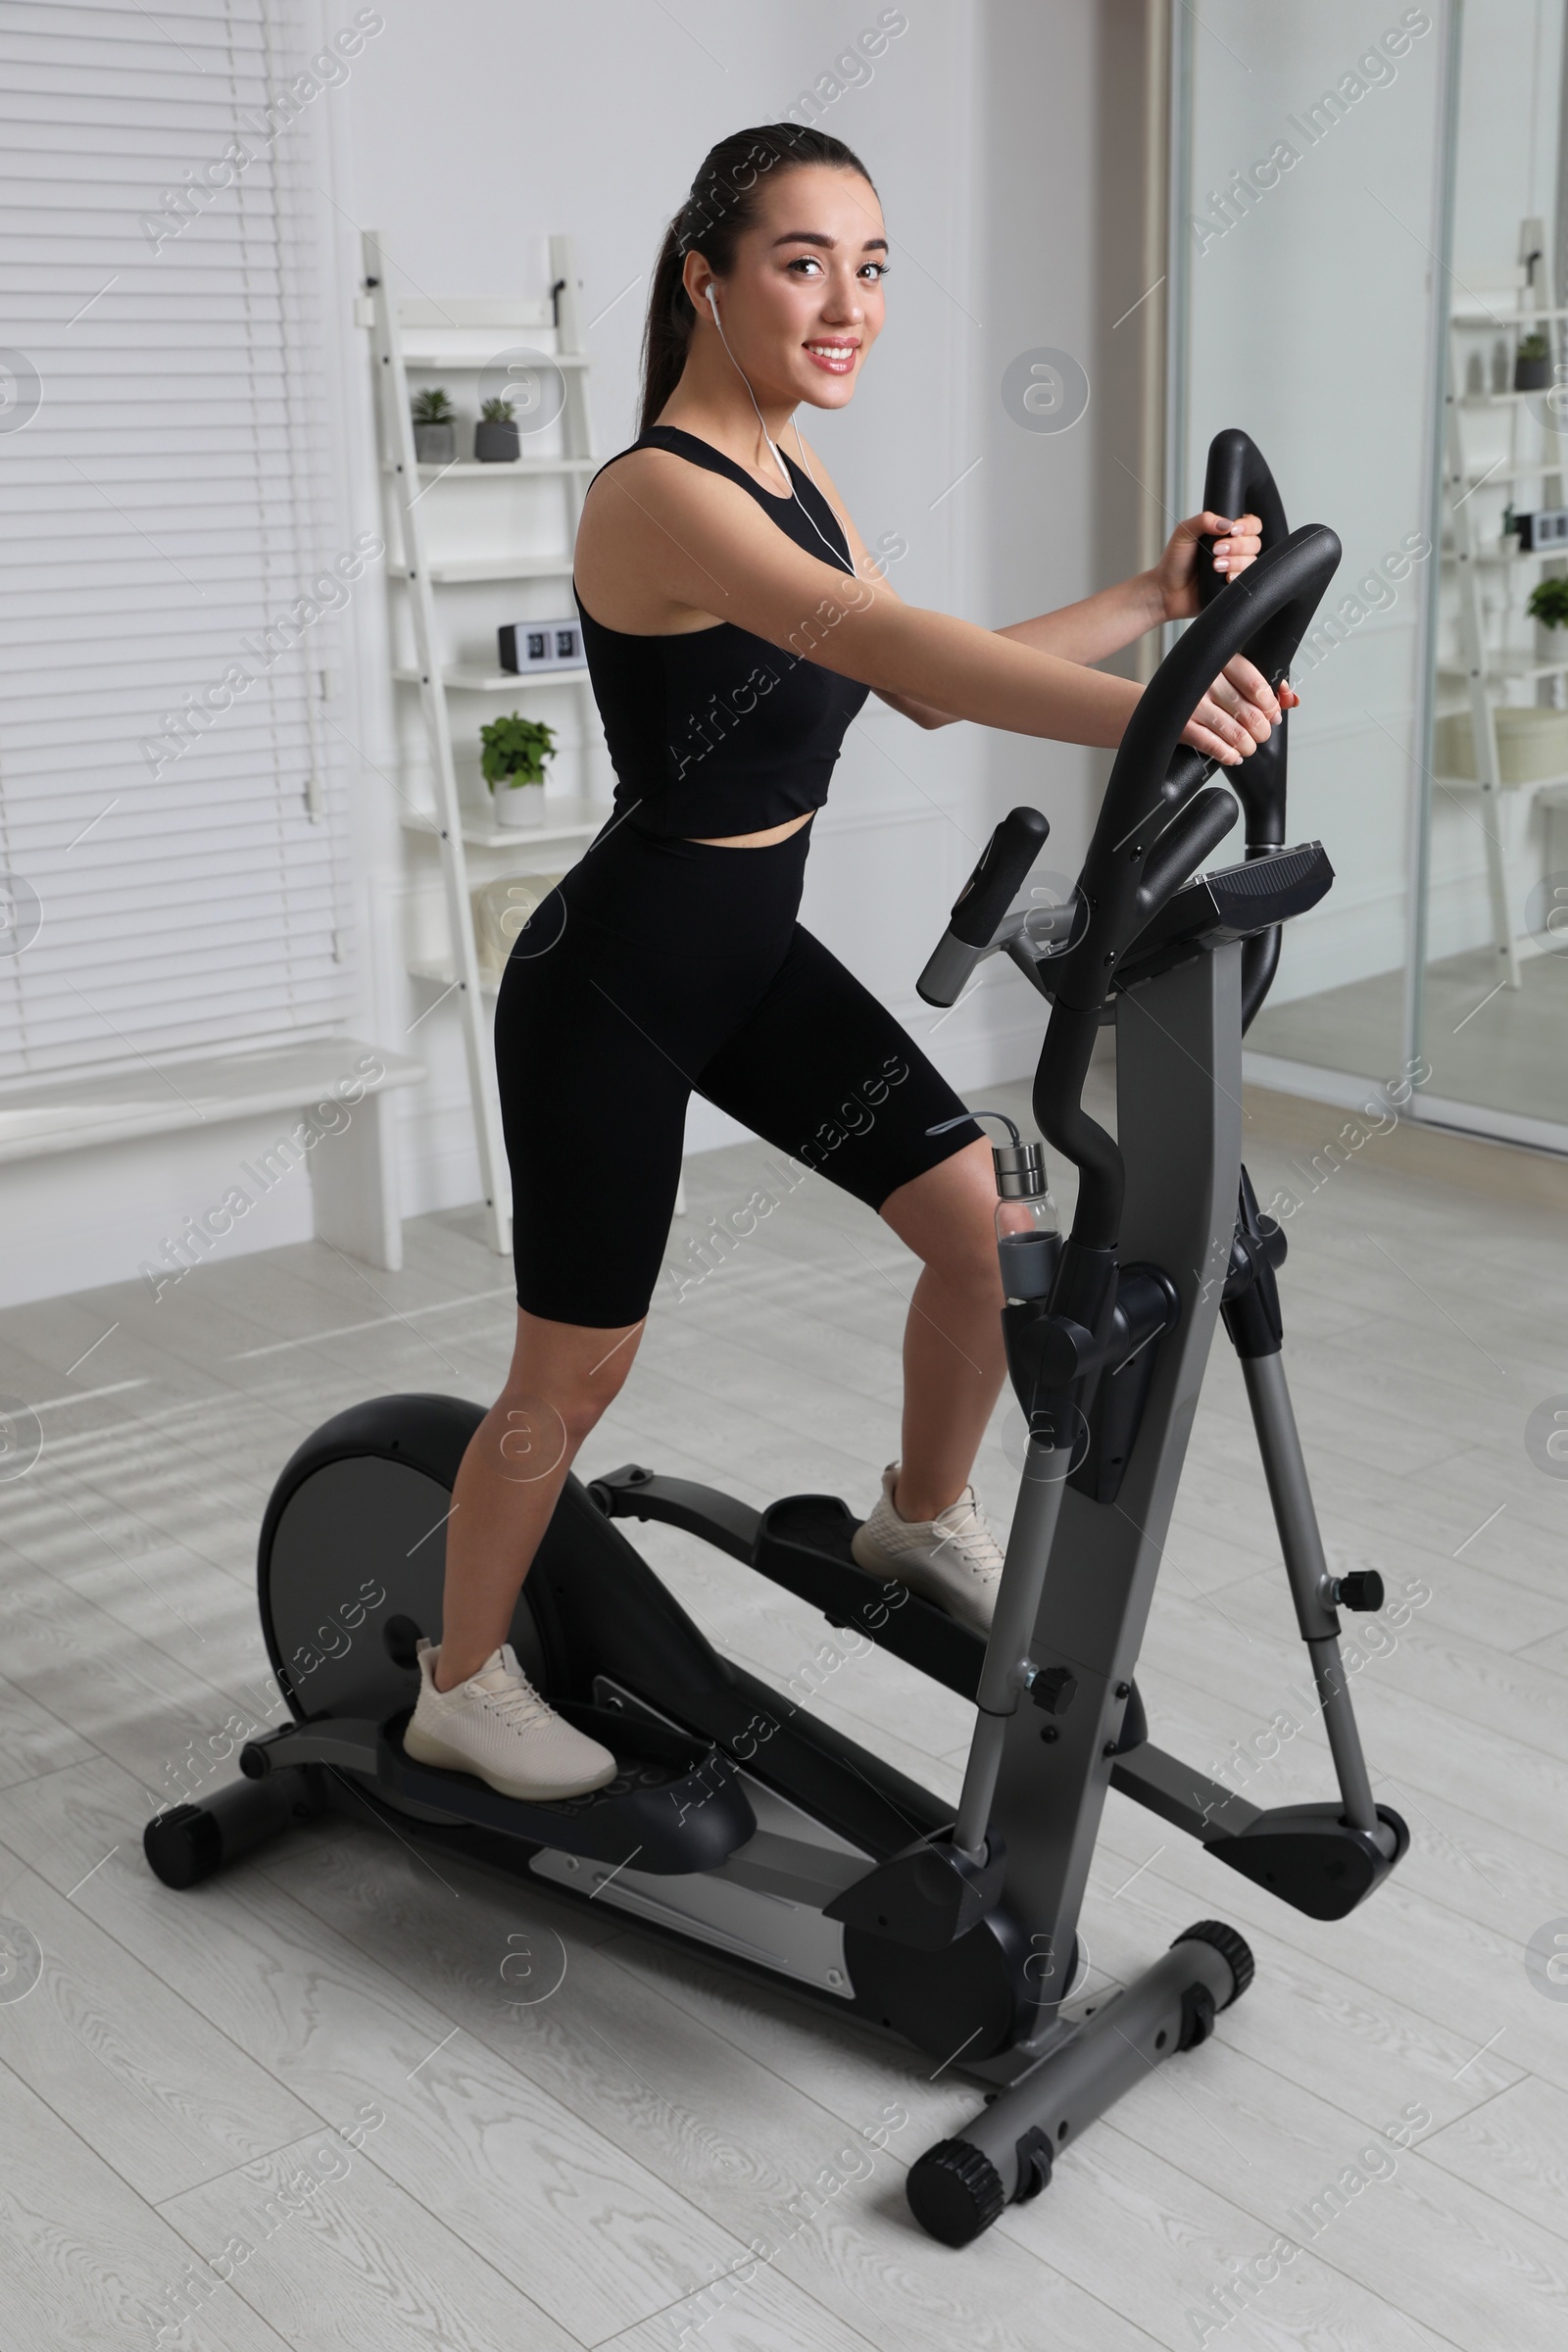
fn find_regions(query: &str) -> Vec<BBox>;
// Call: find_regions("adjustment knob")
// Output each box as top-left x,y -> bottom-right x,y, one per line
1027,1664 -> 1078,1716
1331,1570 -> 1385,1613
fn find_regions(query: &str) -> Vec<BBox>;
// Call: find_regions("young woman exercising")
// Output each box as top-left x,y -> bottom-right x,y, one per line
406,122 -> 1293,1801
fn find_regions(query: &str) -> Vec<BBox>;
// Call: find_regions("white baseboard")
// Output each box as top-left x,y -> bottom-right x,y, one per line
1243,1051 -> 1393,1110
1411,1091 -> 1568,1157
1245,1052 -> 1568,1160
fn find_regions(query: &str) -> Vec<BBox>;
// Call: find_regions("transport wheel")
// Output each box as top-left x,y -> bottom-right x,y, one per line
1168,1920 -> 1253,2050
905,2137 -> 1007,2247
1170,1919 -> 1254,2005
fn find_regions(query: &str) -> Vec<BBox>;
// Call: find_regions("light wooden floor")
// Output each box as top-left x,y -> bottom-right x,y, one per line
2,1067 -> 1567,2350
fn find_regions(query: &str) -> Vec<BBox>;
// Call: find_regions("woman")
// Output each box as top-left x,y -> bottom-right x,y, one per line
406,122 -> 1291,1801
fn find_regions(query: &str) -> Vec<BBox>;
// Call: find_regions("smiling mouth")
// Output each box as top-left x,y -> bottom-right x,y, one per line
804,340 -> 858,373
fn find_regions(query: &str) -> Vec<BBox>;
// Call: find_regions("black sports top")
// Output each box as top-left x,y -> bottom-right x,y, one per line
574,424 -> 870,838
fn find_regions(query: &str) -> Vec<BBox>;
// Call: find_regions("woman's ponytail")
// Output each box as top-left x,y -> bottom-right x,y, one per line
639,217 -> 696,436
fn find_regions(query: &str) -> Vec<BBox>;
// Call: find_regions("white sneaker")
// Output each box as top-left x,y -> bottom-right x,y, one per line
403,1640 -> 618,1802
850,1462 -> 1005,1635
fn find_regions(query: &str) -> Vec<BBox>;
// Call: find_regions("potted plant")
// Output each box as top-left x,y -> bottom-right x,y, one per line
474,396 -> 520,463
412,387 -> 457,464
1515,330 -> 1551,392
480,711 -> 557,828
1529,577 -> 1568,628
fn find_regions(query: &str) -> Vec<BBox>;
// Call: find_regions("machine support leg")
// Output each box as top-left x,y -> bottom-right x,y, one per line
1239,1351 -> 1379,1836
952,1442 -> 1073,1861
1305,1637 -> 1381,1833
143,1764 -> 322,1889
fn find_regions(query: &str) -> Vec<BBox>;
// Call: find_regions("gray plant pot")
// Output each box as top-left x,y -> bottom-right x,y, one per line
474,418 -> 520,463
1515,354 -> 1552,391
413,420 -> 457,463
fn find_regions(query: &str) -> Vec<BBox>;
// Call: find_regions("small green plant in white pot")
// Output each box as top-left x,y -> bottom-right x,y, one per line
480,711 -> 557,828
1529,573 -> 1568,666
1529,576 -> 1568,630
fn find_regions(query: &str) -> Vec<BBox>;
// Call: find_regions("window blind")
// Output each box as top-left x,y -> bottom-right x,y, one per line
0,0 -> 363,1087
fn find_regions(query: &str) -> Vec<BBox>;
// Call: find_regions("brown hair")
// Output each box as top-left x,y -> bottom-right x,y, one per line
638,122 -> 878,434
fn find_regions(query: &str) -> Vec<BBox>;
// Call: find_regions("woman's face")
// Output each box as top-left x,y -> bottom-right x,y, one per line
693,163 -> 888,411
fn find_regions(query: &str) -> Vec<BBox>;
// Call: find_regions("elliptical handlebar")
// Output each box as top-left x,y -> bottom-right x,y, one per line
917,805 -> 1050,1008
1049,523 -> 1339,1018
1197,427 -> 1290,626
1037,520 -> 1341,1255
909,437 -> 1338,1261
1198,429 -> 1302,1027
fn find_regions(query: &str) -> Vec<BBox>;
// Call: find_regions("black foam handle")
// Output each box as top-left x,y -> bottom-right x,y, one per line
1134,787 -> 1240,922
949,805 -> 1050,947
1192,428 -> 1298,1031
1065,520 -> 1339,1006
1197,427 -> 1291,612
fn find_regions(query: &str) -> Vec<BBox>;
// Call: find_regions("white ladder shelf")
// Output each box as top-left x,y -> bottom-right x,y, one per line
1439,240 -> 1568,991
361,232 -> 610,1254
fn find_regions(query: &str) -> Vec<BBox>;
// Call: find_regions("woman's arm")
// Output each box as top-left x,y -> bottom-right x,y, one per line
987,514 -> 1298,737
586,451 -> 1265,766
800,456 -> 1278,737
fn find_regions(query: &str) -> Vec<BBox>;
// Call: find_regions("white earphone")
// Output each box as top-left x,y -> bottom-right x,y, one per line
698,282 -> 853,576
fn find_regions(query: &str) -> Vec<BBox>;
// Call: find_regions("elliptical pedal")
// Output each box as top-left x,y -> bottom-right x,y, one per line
375,1702 -> 758,1873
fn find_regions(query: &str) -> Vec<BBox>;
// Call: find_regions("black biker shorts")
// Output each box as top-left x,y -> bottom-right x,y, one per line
494,816 -> 982,1327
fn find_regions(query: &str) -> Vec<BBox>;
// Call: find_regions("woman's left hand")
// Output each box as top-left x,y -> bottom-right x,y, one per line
1154,509 -> 1264,620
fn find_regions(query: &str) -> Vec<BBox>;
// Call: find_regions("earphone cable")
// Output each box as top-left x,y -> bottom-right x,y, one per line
703,286 -> 856,578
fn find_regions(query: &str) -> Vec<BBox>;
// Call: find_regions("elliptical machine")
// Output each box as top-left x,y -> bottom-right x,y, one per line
145,434 -> 1407,2247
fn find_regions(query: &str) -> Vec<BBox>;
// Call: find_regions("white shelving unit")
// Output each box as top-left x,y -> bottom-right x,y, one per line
1437,233 -> 1568,989
362,232 -> 611,1252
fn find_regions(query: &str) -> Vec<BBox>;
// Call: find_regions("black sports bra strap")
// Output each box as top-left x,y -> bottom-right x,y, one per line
632,425 -> 855,581
635,423 -> 796,506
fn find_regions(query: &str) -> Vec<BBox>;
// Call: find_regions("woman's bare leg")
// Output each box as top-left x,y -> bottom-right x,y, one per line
437,1140 -> 1000,1681
876,1139 -> 1007,1521
433,1306 -> 645,1690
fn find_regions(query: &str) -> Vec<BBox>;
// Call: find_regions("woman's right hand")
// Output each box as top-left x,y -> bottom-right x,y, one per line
1181,684 -> 1272,766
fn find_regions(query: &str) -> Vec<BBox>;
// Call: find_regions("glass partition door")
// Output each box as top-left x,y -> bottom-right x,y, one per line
1171,3 -> 1448,1110
1412,0 -> 1568,1147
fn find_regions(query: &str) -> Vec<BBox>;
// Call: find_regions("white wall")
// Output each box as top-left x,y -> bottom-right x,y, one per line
1178,1 -> 1446,1005
956,0 -> 1113,1069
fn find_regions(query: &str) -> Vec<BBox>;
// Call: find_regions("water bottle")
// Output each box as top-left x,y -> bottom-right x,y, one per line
927,1110 -> 1060,1301
991,1130 -> 1059,1302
